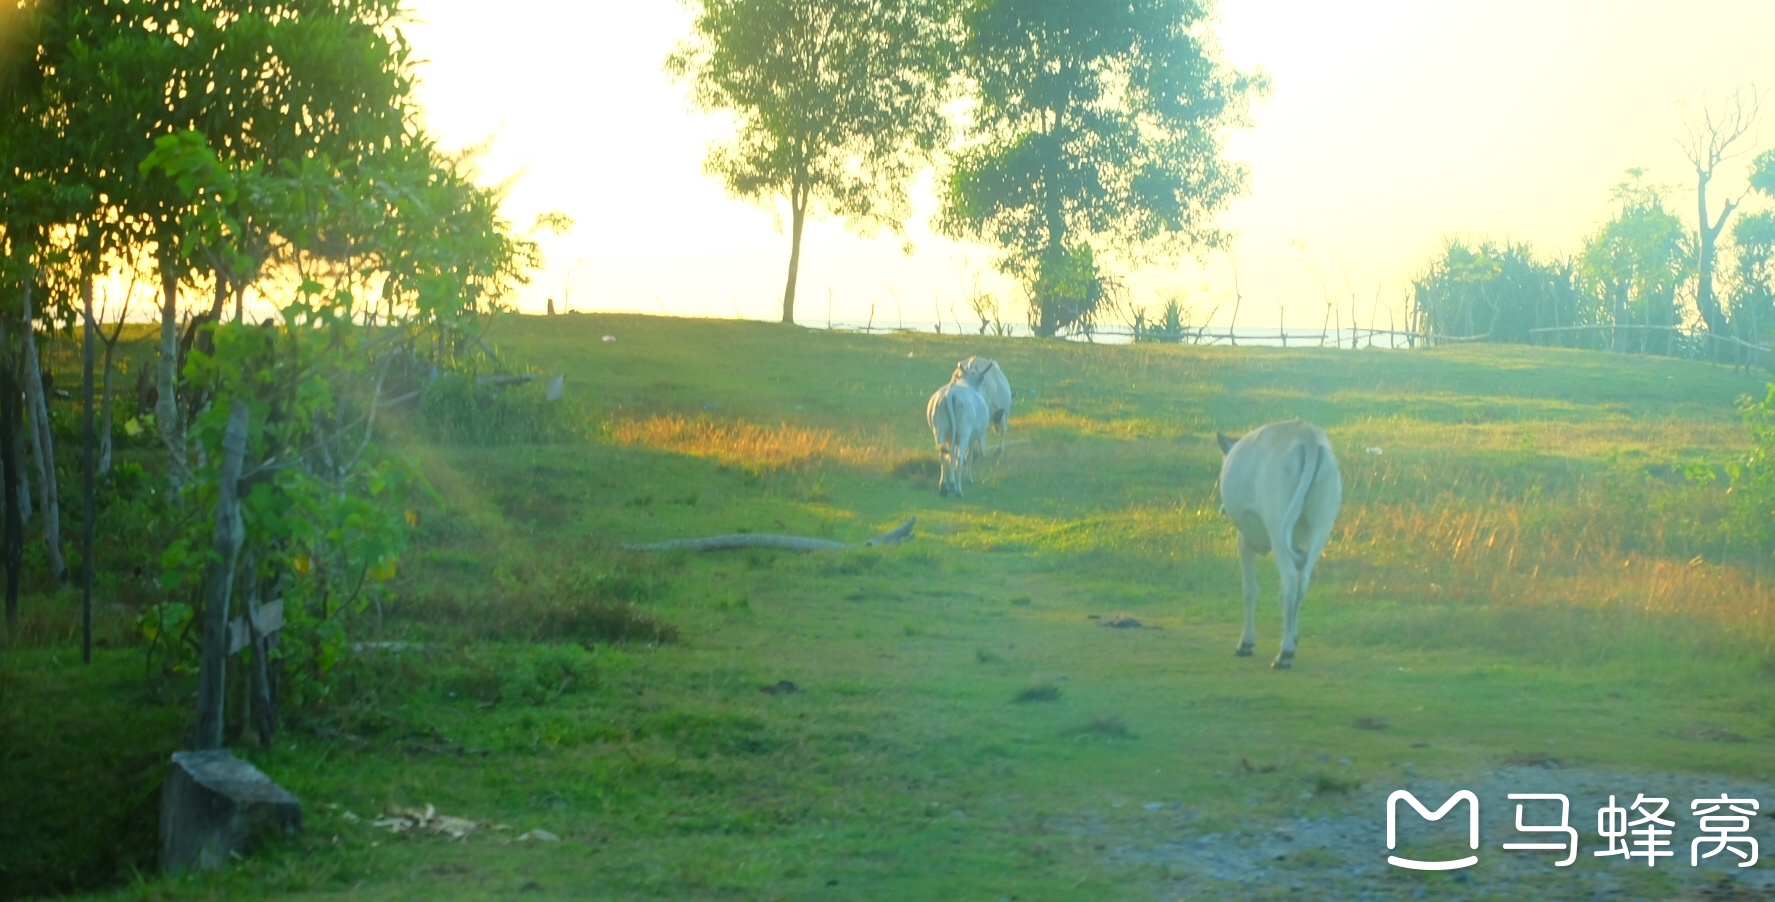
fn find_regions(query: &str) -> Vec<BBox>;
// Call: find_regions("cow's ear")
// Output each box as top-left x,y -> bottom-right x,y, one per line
1216,431 -> 1236,455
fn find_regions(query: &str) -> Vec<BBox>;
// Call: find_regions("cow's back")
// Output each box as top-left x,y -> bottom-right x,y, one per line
1220,420 -> 1340,548
956,357 -> 1012,424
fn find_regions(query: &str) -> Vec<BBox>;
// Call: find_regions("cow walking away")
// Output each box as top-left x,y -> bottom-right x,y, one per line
1215,420 -> 1342,669
952,356 -> 1011,456
926,379 -> 990,498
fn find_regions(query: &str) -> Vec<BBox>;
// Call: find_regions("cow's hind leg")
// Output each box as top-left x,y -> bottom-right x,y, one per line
1273,554 -> 1303,669
1236,537 -> 1259,657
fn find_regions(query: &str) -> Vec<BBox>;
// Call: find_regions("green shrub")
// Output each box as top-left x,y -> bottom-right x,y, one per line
1729,384 -> 1775,552
418,372 -> 576,444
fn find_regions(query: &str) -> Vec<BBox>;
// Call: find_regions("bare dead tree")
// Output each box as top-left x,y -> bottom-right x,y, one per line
1679,86 -> 1763,334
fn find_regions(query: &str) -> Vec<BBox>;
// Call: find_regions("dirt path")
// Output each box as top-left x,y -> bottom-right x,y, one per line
1082,765 -> 1775,899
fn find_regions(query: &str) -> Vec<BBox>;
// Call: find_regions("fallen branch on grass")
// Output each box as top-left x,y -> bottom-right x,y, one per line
620,516 -> 916,553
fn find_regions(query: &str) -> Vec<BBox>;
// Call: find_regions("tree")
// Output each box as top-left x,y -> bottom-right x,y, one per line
1728,150 -> 1775,343
1576,171 -> 1692,353
1753,148 -> 1775,198
30,0 -> 419,493
1727,211 -> 1775,343
4,0 -> 552,740
1678,88 -> 1761,334
669,0 -> 955,324
1411,240 -> 1577,344
938,0 -> 1262,337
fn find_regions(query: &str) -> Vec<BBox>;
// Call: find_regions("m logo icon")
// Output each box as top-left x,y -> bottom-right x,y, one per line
1387,789 -> 1480,870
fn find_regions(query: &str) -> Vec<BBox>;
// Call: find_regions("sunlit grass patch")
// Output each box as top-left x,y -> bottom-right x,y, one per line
1336,416 -> 1745,462
1017,407 -> 1179,440
29,315 -> 1775,900
605,413 -> 889,472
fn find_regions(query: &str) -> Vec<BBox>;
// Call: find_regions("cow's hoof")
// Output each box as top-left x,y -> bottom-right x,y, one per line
1235,644 -> 1254,657
1271,654 -> 1294,670
939,486 -> 949,497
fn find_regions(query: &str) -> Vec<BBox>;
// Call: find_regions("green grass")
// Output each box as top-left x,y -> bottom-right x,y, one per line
6,313 -> 1775,900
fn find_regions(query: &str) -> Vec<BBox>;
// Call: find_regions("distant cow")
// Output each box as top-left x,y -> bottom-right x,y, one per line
1215,420 -> 1342,669
952,356 -> 1012,455
926,379 -> 990,497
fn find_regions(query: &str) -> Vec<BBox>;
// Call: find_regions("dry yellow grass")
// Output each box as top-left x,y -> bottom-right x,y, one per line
605,414 -> 890,472
1338,494 -> 1775,646
1015,408 -> 1181,440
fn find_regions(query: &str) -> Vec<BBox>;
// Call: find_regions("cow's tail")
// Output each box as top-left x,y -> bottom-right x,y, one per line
1280,438 -> 1322,569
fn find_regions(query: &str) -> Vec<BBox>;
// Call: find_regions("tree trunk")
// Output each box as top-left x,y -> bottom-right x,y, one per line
21,281 -> 64,584
11,347 -> 26,526
1695,180 -> 1736,335
97,336 -> 116,475
82,278 -> 96,663
194,400 -> 250,751
158,268 -> 187,493
1033,190 -> 1070,338
781,185 -> 807,325
0,352 -> 16,632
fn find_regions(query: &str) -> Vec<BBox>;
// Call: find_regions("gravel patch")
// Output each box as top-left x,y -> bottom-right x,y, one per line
1082,766 -> 1775,899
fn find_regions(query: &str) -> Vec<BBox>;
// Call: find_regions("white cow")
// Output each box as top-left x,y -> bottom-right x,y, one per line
1215,420 -> 1342,669
926,379 -> 991,497
952,356 -> 1012,456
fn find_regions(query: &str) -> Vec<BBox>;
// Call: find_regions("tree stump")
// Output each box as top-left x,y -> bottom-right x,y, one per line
160,749 -> 302,872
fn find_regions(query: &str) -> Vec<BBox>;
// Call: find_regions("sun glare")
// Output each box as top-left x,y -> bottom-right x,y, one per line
403,1 -> 1775,329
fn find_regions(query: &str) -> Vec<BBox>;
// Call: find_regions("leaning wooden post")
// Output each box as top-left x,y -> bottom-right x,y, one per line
195,401 -> 250,751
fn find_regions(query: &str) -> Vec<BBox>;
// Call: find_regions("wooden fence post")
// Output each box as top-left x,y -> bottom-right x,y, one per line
194,401 -> 250,751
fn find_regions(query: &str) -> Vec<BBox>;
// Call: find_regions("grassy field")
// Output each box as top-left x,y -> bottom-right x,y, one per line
6,313 -> 1775,900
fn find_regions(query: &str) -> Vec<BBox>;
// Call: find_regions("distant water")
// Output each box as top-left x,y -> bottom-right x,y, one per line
814,320 -> 1419,350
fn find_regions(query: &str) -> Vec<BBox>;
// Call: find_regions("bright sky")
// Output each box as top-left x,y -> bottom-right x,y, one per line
403,1 -> 1775,330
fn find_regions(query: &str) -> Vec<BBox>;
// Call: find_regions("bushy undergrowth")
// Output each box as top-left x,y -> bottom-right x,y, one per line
1723,383 -> 1775,553
393,558 -> 679,646
419,372 -> 581,444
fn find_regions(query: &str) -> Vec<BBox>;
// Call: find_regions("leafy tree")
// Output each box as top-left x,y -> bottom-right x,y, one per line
141,115 -> 545,737
1727,211 -> 1775,343
938,0 -> 1262,337
1728,151 -> 1775,344
1753,148 -> 1775,198
32,0 -> 419,492
1576,171 -> 1692,352
5,0 -> 551,741
669,0 -> 955,324
1411,240 -> 1577,344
